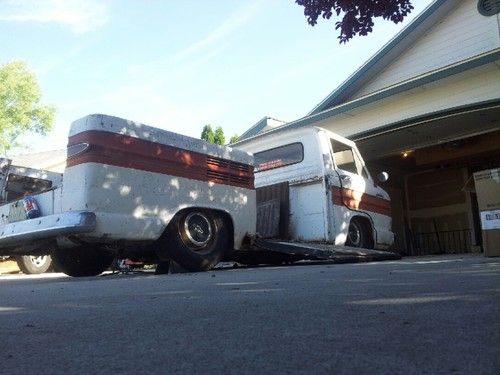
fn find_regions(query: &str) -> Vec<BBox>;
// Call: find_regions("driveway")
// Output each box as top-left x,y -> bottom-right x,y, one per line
0,254 -> 498,374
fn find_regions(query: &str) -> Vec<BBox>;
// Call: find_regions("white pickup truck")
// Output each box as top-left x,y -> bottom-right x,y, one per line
0,114 -> 256,276
0,114 -> 395,277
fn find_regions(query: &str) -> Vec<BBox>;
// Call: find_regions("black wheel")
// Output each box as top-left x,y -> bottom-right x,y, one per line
52,246 -> 114,277
15,255 -> 52,274
159,210 -> 229,272
346,218 -> 371,249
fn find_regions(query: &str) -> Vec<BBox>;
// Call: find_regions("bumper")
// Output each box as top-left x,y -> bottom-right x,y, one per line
0,211 -> 96,248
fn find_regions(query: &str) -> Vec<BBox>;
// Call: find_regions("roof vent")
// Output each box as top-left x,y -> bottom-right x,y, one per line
477,0 -> 500,16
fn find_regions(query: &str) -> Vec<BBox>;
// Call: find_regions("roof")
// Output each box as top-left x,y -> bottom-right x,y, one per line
308,0 -> 450,115
71,114 -> 255,165
237,116 -> 287,141
11,149 -> 67,173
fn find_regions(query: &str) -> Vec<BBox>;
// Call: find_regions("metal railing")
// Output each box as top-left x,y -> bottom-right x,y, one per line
411,229 -> 472,255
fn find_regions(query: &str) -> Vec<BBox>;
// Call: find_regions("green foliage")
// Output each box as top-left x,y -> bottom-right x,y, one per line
201,124 -> 234,145
229,134 -> 239,144
201,124 -> 226,145
296,0 -> 414,43
0,60 -> 55,155
201,124 -> 215,143
213,126 -> 225,145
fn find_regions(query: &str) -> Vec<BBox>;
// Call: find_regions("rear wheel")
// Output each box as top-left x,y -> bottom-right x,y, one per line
346,218 -> 371,249
52,246 -> 114,277
159,210 -> 229,272
15,255 -> 52,274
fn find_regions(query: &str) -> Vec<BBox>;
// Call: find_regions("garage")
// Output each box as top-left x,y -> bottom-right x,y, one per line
240,0 -> 500,254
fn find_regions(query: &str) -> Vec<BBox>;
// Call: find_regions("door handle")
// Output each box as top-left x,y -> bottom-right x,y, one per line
341,175 -> 351,181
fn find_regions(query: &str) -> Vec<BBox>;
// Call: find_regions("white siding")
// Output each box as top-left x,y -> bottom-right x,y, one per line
313,62 -> 500,139
352,0 -> 500,99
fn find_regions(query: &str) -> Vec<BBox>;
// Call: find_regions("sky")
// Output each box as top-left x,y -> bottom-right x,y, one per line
0,0 -> 434,155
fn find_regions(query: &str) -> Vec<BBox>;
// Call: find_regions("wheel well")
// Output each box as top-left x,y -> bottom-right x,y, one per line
351,216 -> 374,248
215,210 -> 234,253
166,207 -> 234,251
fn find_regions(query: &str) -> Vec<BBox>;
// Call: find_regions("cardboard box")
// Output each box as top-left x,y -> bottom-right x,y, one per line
474,169 -> 500,257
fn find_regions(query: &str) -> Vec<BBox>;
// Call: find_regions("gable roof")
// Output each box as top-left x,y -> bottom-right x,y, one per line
235,49 -> 499,145
237,116 -> 287,141
308,0 -> 451,115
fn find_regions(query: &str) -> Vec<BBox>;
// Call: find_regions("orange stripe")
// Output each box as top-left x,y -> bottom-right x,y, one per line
332,186 -> 391,216
67,131 -> 254,189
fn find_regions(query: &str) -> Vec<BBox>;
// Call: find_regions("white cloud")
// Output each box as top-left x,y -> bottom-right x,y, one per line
172,0 -> 264,62
0,0 -> 108,34
128,0 -> 264,76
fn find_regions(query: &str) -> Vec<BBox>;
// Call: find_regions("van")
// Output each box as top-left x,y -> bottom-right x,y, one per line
235,126 -> 394,250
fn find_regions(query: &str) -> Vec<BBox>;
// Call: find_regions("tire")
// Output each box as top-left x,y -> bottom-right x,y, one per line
159,210 -> 229,272
345,218 -> 371,249
52,246 -> 114,277
15,255 -> 52,274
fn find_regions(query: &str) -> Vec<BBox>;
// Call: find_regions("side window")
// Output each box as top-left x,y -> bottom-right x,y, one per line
330,139 -> 367,177
254,143 -> 304,172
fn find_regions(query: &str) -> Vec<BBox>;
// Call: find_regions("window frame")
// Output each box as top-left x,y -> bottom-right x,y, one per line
330,139 -> 369,179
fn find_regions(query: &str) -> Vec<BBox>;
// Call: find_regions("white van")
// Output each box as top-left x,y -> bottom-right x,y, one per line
235,126 -> 394,250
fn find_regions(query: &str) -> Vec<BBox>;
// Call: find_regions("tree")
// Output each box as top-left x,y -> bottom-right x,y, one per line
295,0 -> 414,43
0,60 -> 55,155
201,125 -> 234,145
229,134 -> 239,144
201,124 -> 215,143
213,126 -> 225,145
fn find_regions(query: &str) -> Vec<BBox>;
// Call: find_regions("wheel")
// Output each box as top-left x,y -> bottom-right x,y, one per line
345,218 -> 371,249
52,246 -> 114,277
159,210 -> 229,272
15,255 -> 52,274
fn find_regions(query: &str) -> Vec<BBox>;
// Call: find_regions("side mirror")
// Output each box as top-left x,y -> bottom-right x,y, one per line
377,171 -> 389,183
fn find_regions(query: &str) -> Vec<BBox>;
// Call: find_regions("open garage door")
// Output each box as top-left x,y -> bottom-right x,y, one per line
353,103 -> 500,255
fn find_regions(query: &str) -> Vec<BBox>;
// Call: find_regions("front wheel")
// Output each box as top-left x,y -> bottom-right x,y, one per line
52,246 -> 114,277
345,218 -> 372,249
159,210 -> 229,272
15,255 -> 52,274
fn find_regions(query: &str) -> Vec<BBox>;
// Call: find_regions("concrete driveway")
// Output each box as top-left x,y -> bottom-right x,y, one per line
0,254 -> 498,374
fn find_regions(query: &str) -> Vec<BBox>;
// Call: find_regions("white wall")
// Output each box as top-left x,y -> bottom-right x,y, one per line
313,62 -> 500,138
352,0 -> 500,99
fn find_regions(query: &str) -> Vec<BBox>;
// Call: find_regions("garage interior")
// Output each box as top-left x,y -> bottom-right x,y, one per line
358,103 -> 500,255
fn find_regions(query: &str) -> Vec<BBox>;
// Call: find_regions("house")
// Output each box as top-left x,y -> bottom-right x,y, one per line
239,0 -> 500,254
11,149 -> 67,173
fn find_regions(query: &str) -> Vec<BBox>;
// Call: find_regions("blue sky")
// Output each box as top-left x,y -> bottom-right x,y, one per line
0,0 -> 433,154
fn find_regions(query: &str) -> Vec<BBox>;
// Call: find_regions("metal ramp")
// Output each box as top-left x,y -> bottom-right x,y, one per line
251,238 -> 401,263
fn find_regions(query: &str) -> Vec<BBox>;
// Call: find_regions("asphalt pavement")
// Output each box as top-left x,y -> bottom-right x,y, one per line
0,254 -> 499,374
